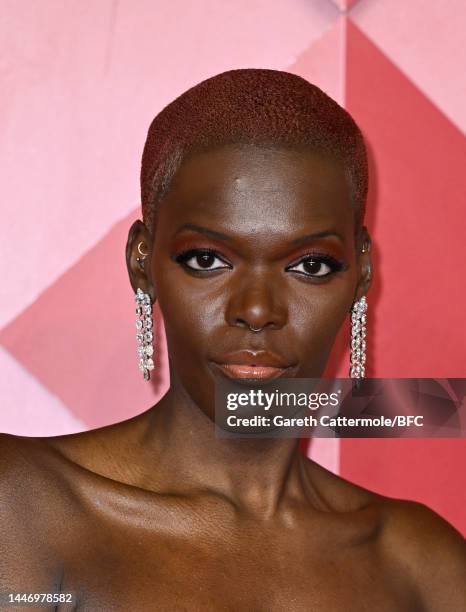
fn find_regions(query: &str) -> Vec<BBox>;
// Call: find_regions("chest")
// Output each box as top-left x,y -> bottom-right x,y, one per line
56,525 -> 417,612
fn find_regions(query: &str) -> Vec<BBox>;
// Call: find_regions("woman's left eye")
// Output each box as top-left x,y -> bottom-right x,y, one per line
175,249 -> 231,271
286,255 -> 343,278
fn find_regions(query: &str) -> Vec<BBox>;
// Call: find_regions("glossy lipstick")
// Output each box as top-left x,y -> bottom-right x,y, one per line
212,350 -> 295,381
216,364 -> 287,380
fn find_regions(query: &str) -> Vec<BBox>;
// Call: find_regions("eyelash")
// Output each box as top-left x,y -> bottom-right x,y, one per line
285,251 -> 345,278
173,248 -> 345,279
174,248 -> 229,271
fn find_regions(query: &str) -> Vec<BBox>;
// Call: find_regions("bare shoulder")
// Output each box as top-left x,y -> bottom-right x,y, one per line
0,424 -> 123,495
303,455 -> 383,513
381,496 -> 466,611
0,431 -> 54,487
0,433 -> 64,592
305,458 -> 466,609
0,431 -> 68,525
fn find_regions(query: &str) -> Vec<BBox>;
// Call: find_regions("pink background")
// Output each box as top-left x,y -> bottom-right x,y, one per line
1,1 -> 465,533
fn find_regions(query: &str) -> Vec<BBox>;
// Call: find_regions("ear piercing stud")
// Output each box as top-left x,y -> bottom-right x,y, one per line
136,242 -> 148,269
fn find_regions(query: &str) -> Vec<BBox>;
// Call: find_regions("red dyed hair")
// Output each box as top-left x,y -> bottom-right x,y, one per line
141,68 -> 368,235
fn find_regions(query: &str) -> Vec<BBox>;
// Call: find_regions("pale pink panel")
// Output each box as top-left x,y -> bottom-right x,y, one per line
307,438 -> 340,475
1,0 -> 140,329
341,21 -> 466,535
290,17 -> 345,106
351,0 -> 466,133
329,0 -> 361,11
0,211 -> 170,430
0,347 -> 85,436
0,0 -> 338,328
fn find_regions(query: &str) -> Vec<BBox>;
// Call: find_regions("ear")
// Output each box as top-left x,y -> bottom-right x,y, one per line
353,225 -> 373,303
125,219 -> 156,303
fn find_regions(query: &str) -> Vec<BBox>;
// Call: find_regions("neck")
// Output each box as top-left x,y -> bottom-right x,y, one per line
133,379 -> 319,519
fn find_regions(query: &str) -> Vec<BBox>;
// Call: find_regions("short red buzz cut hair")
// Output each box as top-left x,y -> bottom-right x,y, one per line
140,68 -> 368,236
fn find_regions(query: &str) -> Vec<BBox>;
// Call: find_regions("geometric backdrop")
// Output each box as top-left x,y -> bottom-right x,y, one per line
1,0 -> 465,534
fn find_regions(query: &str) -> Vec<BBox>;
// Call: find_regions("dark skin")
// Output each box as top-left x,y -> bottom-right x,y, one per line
1,144 -> 465,611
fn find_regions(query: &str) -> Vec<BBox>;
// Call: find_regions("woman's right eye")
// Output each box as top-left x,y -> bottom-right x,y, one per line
174,249 -> 232,272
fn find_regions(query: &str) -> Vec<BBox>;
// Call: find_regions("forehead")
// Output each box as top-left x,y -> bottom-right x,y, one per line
159,144 -> 353,238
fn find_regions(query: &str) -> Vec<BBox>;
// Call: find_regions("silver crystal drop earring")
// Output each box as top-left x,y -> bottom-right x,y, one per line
349,295 -> 367,379
134,242 -> 154,380
135,287 -> 154,381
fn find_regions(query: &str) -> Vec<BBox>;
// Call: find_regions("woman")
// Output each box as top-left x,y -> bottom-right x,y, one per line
1,69 -> 464,611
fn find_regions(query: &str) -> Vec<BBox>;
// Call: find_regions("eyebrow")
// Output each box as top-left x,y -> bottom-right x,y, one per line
174,223 -> 343,245
174,223 -> 233,241
289,229 -> 344,245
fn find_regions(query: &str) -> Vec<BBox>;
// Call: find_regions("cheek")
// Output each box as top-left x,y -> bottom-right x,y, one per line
154,271 -> 222,360
288,281 -> 354,356
153,269 -> 222,418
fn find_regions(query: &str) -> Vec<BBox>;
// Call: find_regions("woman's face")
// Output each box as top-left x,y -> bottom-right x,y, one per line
128,144 -> 371,417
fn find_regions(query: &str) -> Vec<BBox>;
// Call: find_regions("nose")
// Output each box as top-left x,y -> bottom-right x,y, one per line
225,273 -> 288,332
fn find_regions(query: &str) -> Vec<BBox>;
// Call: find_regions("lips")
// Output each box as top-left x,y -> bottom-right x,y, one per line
211,350 -> 295,381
